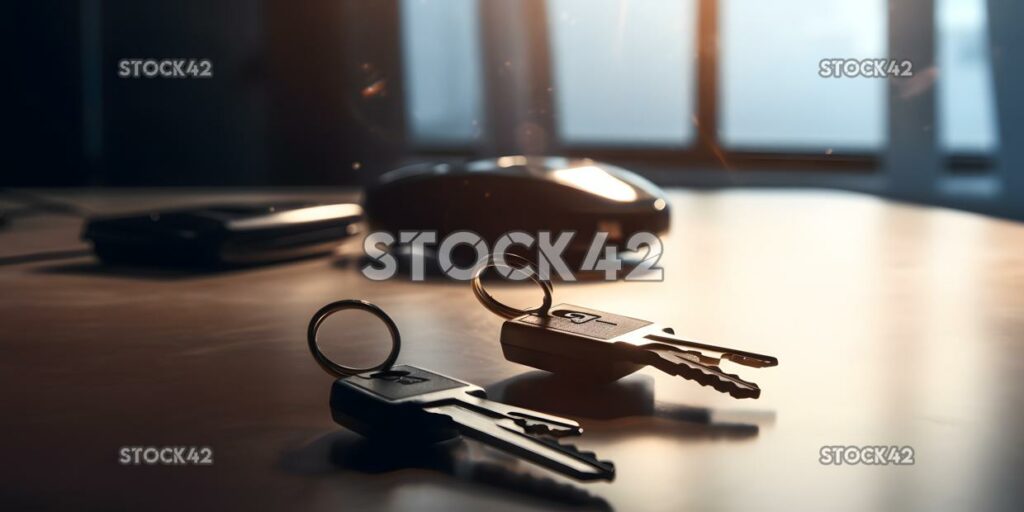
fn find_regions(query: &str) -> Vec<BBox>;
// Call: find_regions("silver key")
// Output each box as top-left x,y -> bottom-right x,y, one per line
500,304 -> 779,399
330,365 -> 615,481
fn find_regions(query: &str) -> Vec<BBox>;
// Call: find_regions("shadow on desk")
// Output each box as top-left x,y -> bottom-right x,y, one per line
489,371 -> 773,440
279,431 -> 612,510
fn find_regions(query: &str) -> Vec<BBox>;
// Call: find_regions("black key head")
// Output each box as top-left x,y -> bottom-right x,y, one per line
329,365 -> 470,444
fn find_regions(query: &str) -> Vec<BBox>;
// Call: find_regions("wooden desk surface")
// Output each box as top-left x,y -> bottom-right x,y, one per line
2,189 -> 1023,511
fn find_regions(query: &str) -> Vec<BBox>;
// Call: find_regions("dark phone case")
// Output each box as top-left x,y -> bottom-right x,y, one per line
82,202 -> 362,267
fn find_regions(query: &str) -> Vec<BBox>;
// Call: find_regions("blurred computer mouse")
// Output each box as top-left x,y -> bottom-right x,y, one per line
363,156 -> 670,267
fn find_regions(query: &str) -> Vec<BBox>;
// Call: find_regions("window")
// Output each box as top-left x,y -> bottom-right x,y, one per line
936,0 -> 999,155
720,0 -> 887,151
400,0 -> 484,145
547,0 -> 697,146
399,0 -> 1001,162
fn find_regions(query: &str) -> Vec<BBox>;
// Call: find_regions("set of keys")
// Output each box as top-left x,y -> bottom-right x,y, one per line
306,257 -> 778,482
307,300 -> 616,482
471,256 -> 779,399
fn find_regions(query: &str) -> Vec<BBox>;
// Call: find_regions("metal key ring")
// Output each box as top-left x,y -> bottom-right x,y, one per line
307,299 -> 401,378
471,253 -> 553,319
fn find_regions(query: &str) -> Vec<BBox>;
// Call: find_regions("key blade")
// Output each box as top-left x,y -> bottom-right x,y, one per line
644,332 -> 779,368
459,394 -> 583,437
425,404 -> 614,481
639,346 -> 763,399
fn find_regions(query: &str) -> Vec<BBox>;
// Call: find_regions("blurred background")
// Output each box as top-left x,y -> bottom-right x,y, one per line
5,0 -> 1023,219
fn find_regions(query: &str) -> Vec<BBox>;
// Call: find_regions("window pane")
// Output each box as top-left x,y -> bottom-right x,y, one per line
720,0 -> 887,151
548,0 -> 696,146
937,0 -> 999,154
400,0 -> 484,144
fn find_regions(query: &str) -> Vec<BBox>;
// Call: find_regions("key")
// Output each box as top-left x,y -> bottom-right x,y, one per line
329,364 -> 615,481
499,304 -> 778,399
307,299 -> 613,482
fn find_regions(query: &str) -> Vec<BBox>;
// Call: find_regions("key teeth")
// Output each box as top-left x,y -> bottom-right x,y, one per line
658,353 -> 761,399
681,367 -> 760,399
513,418 -> 581,438
536,437 -> 616,475
704,369 -> 760,399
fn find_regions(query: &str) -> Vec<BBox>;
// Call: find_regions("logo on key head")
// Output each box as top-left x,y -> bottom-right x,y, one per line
371,370 -> 428,385
551,310 -> 616,326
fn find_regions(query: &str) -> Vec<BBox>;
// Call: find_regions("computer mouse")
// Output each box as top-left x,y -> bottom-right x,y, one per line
362,156 -> 670,269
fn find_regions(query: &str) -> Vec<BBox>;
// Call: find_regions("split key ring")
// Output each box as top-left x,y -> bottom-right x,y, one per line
307,299 -> 401,378
471,253 -> 554,320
